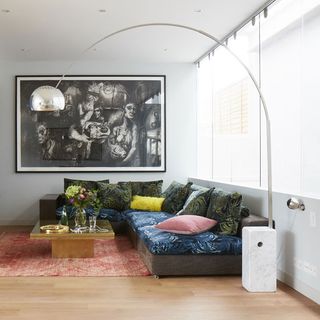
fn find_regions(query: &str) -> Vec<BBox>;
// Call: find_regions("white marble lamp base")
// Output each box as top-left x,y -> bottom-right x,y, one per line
242,226 -> 277,292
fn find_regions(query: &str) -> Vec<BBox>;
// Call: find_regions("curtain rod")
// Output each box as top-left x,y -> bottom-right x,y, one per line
194,0 -> 277,64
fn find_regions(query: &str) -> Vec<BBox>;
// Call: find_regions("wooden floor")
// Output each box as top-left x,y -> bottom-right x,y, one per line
0,227 -> 319,320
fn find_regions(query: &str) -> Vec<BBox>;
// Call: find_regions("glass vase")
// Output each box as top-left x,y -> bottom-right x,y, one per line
60,205 -> 69,226
74,207 -> 86,228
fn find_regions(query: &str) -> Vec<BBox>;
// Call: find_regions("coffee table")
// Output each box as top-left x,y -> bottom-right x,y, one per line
30,220 -> 115,258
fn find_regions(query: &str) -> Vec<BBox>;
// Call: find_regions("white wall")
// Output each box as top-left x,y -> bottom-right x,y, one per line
189,177 -> 320,305
0,60 -> 197,225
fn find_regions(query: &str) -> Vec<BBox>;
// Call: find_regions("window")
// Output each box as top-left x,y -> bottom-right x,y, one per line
214,79 -> 249,135
197,18 -> 260,186
197,0 -> 320,197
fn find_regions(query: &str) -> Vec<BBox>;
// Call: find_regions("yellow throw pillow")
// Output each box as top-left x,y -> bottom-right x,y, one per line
130,195 -> 165,212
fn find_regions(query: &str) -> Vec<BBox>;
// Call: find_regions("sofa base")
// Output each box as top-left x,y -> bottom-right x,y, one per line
110,221 -> 128,235
139,239 -> 242,276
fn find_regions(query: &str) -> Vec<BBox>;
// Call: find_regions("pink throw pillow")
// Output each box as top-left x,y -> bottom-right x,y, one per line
155,215 -> 217,235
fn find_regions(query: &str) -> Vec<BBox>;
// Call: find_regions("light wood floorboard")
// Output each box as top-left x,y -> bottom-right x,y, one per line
0,226 -> 319,320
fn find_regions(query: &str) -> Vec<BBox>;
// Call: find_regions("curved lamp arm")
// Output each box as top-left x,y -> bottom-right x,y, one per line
45,22 -> 274,227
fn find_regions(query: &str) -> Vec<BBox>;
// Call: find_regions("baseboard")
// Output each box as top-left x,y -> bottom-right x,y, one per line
278,269 -> 320,305
0,220 -> 34,226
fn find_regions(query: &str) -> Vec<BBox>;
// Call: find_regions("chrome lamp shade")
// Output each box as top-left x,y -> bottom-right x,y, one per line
30,85 -> 65,111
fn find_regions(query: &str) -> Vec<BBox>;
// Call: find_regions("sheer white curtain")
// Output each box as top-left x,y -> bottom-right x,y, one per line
260,0 -> 320,196
197,18 -> 260,186
197,56 -> 213,179
197,0 -> 320,197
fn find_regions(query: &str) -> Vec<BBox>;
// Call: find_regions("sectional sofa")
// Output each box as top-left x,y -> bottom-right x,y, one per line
39,188 -> 269,277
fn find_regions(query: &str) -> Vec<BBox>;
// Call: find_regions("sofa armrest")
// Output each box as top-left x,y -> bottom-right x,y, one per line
237,214 -> 273,237
39,194 -> 63,220
240,214 -> 270,228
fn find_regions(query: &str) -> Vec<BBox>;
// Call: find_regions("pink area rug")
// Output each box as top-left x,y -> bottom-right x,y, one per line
0,232 -> 150,277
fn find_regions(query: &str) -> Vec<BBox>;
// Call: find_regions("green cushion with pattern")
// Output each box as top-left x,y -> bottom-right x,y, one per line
119,180 -> 163,197
161,181 -> 183,198
97,182 -> 132,211
180,189 -> 212,217
64,178 -> 109,192
206,188 -> 242,235
240,204 -> 250,217
161,182 -> 193,214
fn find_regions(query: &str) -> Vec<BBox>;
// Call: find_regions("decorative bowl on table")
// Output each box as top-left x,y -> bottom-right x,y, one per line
40,224 -> 69,234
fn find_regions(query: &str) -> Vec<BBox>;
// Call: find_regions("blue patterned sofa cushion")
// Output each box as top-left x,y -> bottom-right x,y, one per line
138,225 -> 242,255
125,211 -> 242,255
99,208 -> 127,222
125,211 -> 175,232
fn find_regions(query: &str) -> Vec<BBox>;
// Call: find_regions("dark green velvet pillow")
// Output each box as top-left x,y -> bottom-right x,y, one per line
240,204 -> 250,217
161,181 -> 183,198
206,188 -> 242,235
180,189 -> 212,217
64,178 -> 109,192
161,182 -> 193,214
97,182 -> 132,211
119,180 -> 163,197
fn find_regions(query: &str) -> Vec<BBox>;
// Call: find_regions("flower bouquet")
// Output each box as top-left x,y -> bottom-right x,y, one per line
65,185 -> 100,228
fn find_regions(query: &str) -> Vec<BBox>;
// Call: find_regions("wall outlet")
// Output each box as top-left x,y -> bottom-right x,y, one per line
303,261 -> 317,277
310,211 -> 317,227
294,258 -> 317,277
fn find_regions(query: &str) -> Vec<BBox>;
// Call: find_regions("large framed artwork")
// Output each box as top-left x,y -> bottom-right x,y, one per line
16,75 -> 166,172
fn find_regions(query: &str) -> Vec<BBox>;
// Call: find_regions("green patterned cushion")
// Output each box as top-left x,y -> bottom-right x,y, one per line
206,189 -> 242,235
176,189 -> 202,215
64,178 -> 109,192
176,189 -> 206,215
162,182 -> 193,214
240,204 -> 250,217
119,180 -> 163,197
97,182 -> 132,211
180,189 -> 212,217
161,181 -> 183,198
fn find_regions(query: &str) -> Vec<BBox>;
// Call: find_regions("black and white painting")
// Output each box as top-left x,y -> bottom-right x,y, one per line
16,75 -> 165,172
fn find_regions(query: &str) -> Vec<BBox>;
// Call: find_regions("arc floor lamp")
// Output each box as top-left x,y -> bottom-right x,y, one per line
30,23 -> 276,292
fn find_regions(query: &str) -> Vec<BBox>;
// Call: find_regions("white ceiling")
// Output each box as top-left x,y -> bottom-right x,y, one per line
0,0 -> 269,63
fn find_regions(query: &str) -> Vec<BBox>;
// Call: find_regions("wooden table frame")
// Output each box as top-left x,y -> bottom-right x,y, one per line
30,220 -> 115,258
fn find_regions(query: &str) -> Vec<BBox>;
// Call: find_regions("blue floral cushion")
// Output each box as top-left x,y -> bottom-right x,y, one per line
138,225 -> 242,255
125,211 -> 174,232
125,211 -> 242,255
99,208 -> 127,222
